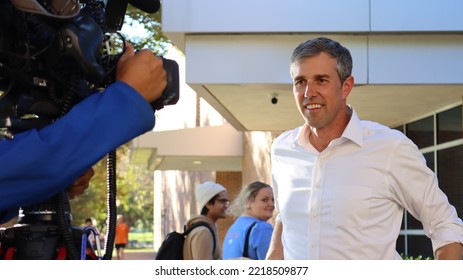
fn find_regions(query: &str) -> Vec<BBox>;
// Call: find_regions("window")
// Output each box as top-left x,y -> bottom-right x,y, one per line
437,145 -> 463,217
406,116 -> 434,149
437,106 -> 462,144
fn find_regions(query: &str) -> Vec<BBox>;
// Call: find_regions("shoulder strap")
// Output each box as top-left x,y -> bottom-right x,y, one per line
243,221 -> 258,258
186,222 -> 217,256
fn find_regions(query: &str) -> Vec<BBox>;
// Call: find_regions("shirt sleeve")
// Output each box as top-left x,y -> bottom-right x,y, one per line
0,81 -> 155,222
271,141 -> 281,220
388,137 -> 463,252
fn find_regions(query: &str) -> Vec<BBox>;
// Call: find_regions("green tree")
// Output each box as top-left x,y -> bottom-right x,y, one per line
70,143 -> 154,233
122,5 -> 171,54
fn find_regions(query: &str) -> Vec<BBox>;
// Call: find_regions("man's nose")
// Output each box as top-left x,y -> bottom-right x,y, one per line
304,82 -> 314,98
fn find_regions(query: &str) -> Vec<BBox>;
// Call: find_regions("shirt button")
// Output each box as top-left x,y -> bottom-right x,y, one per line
311,243 -> 317,248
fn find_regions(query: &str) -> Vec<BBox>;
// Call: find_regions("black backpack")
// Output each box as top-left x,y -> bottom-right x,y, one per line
155,221 -> 216,260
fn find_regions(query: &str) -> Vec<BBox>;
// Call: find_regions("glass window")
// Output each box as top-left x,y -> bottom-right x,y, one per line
406,235 -> 433,259
423,152 -> 434,172
396,235 -> 433,259
406,116 -> 434,149
393,125 -> 404,133
396,235 -> 405,255
406,212 -> 423,230
437,106 -> 462,144
437,145 -> 463,219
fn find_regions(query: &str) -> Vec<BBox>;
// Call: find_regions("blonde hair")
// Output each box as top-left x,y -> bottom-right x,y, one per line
227,181 -> 271,218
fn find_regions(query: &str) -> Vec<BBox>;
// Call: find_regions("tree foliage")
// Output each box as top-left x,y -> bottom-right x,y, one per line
121,5 -> 171,55
70,143 -> 155,233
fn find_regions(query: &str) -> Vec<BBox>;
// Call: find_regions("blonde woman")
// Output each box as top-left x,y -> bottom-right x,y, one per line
223,181 -> 274,260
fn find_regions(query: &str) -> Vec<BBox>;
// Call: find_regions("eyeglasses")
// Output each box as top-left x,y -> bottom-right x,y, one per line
215,198 -> 230,205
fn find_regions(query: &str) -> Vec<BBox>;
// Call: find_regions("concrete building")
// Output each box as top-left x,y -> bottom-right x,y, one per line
133,0 -> 463,258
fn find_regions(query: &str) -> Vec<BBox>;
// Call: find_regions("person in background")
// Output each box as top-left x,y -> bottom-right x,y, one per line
84,218 -> 100,251
183,181 -> 229,260
115,214 -> 129,260
223,181 -> 274,260
266,37 -> 463,260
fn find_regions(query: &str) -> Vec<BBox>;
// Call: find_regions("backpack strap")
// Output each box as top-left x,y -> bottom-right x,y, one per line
243,221 -> 258,258
185,221 -> 217,257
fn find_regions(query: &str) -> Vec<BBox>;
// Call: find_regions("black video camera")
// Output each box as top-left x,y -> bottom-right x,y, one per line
0,0 -> 179,138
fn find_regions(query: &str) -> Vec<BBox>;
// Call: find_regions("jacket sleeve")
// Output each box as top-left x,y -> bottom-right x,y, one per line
0,81 -> 155,222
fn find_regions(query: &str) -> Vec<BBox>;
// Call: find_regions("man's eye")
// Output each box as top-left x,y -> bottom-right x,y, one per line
294,80 -> 306,87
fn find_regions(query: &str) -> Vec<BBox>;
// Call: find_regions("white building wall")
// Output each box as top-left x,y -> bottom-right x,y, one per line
184,34 -> 368,84
371,0 -> 463,31
164,1 -> 463,86
163,0 -> 369,33
368,35 -> 463,84
163,0 -> 463,33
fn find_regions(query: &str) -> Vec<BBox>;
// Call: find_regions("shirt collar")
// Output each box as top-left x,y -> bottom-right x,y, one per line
293,105 -> 364,148
341,105 -> 363,147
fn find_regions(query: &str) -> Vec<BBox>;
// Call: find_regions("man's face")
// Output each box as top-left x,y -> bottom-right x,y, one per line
207,191 -> 229,220
291,52 -> 352,131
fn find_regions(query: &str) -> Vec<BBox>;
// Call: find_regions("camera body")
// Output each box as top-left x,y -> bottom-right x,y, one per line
0,0 -> 179,137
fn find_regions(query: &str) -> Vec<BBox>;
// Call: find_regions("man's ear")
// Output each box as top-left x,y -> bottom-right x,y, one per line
206,200 -> 214,209
342,76 -> 354,100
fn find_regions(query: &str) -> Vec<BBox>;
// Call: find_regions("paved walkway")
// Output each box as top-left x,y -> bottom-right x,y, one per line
108,250 -> 156,260
123,251 -> 156,260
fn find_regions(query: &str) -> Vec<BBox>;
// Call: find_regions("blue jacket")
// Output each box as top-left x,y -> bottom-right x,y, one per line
0,82 -> 155,222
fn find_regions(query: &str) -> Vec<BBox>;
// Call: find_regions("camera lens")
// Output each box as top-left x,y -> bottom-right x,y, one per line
271,97 -> 278,104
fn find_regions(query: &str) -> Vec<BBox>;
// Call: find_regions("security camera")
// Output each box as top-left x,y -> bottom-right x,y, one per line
270,93 -> 278,105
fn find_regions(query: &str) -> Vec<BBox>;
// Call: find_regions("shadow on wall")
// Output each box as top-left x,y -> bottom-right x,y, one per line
157,170 -> 215,237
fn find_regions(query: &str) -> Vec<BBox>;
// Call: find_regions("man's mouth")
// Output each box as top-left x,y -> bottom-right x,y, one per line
306,104 -> 322,110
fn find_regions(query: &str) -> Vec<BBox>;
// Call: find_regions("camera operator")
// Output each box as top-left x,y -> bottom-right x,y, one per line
0,42 -> 166,224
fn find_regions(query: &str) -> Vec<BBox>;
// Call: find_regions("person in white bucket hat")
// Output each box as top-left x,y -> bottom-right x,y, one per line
183,181 -> 229,260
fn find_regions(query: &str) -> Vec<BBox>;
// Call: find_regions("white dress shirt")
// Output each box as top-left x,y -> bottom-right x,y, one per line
271,107 -> 463,260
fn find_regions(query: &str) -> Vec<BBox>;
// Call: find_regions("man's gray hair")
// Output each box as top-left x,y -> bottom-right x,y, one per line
290,37 -> 353,83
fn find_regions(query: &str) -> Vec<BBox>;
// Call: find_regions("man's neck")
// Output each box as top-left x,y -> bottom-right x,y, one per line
306,106 -> 352,152
205,213 -> 218,223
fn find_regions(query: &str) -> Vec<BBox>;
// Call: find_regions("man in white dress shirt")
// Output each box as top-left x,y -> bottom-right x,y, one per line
266,37 -> 463,260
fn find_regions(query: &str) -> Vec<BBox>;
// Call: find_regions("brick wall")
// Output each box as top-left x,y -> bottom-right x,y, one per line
215,171 -> 242,248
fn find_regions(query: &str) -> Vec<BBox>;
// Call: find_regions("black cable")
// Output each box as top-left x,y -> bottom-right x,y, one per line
103,150 -> 118,260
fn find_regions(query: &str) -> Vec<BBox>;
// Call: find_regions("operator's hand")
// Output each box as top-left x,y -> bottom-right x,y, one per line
116,42 -> 167,103
67,168 -> 95,199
